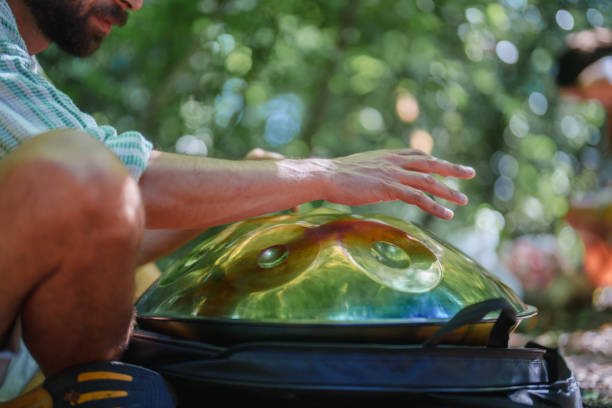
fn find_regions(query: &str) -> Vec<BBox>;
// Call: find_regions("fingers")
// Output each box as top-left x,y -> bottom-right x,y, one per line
401,156 -> 476,179
378,150 -> 475,179
327,149 -> 474,219
382,151 -> 475,218
392,185 -> 455,220
397,171 -> 469,205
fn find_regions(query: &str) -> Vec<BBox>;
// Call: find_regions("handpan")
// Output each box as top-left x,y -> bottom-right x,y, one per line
136,208 -> 536,346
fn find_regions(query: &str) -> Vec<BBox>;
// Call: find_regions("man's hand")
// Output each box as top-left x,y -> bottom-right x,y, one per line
279,149 -> 475,220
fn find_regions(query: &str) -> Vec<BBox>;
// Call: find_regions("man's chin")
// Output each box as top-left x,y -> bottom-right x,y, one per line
56,36 -> 103,58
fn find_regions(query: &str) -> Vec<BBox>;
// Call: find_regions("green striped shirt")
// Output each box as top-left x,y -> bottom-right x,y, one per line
0,0 -> 152,179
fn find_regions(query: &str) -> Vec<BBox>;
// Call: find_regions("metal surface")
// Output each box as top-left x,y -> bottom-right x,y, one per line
136,208 -> 536,345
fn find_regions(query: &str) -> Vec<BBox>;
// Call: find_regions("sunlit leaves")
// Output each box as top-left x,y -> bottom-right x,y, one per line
36,0 -> 609,242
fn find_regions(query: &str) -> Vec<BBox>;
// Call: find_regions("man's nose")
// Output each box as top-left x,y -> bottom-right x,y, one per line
115,0 -> 143,11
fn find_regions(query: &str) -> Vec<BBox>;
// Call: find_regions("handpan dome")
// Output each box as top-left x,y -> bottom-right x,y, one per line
136,208 -> 536,345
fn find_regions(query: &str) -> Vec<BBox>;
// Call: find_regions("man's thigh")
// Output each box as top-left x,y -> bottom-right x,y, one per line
0,129 -> 131,343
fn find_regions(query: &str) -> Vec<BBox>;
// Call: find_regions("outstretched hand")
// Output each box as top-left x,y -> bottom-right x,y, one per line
283,149 -> 476,220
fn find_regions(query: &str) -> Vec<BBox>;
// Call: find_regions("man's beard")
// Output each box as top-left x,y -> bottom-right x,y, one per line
23,0 -> 128,57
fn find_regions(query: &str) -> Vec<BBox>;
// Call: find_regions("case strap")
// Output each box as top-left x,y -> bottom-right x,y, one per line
423,298 -> 517,348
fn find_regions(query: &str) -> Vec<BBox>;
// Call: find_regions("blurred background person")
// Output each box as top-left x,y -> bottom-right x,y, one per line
555,27 -> 612,309
556,27 -> 612,152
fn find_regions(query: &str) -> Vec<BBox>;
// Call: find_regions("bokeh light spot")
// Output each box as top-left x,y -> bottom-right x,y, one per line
359,107 -> 385,132
509,114 -> 529,137
586,8 -> 604,27
226,47 -> 253,75
499,154 -> 519,178
396,93 -> 420,123
495,176 -> 515,201
560,115 -> 582,140
465,7 -> 484,24
496,40 -> 519,64
409,129 -> 434,154
217,33 -> 236,55
528,92 -> 548,116
475,207 -> 505,232
551,169 -> 570,195
555,9 -> 575,31
262,94 -> 303,146
522,197 -> 544,220
175,135 -> 208,156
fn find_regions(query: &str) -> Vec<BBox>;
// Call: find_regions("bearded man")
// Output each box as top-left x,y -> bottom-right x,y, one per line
0,0 -> 475,406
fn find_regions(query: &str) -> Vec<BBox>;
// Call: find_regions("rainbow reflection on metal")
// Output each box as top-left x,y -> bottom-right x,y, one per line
137,208 -> 534,336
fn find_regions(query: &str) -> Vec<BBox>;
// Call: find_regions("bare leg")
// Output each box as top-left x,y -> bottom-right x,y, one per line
0,130 -> 144,376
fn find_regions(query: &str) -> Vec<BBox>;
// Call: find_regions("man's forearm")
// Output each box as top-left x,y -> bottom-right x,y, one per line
138,150 -> 329,229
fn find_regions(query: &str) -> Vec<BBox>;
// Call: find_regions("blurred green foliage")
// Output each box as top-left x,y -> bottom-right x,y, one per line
38,0 -> 610,268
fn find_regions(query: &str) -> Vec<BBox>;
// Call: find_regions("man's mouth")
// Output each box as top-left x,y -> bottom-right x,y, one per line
91,15 -> 113,35
89,6 -> 128,36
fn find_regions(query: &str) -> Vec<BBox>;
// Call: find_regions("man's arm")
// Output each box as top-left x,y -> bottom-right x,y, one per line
136,147 -> 291,265
138,148 -> 475,231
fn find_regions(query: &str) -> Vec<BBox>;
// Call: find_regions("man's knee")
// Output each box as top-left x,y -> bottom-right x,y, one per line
0,129 -> 144,244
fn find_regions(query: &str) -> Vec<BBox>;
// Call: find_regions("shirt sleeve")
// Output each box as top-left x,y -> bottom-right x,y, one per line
83,126 -> 153,180
0,45 -> 153,180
